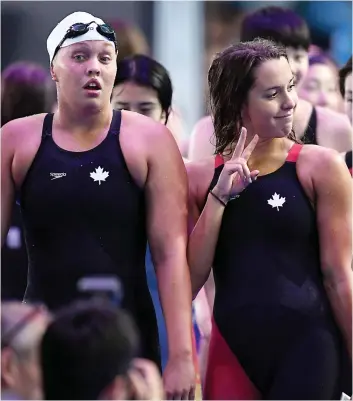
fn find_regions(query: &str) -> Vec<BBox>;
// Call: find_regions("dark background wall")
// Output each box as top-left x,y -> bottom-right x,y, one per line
1,1 -> 153,69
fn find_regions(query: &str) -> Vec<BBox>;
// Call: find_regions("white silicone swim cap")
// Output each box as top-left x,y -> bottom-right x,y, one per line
47,11 -> 115,63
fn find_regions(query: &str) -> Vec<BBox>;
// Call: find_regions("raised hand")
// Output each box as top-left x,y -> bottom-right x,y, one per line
212,127 -> 259,204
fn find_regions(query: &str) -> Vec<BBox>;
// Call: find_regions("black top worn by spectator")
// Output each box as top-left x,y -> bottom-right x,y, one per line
302,106 -> 317,145
345,150 -> 352,171
20,110 -> 160,367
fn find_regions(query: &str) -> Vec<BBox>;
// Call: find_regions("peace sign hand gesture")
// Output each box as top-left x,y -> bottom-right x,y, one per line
212,127 -> 259,205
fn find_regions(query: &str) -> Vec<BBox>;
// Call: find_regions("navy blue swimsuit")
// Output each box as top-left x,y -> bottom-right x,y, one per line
207,144 -> 351,399
20,111 -> 160,366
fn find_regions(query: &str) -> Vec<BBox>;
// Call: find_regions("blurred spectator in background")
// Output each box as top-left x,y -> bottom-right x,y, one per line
308,44 -> 325,57
112,54 -> 184,152
1,62 -> 56,302
1,302 -> 50,400
203,3 -> 244,112
1,61 -> 55,126
41,300 -> 164,400
112,54 -> 172,130
239,5 -> 351,151
108,20 -> 150,63
298,1 -> 352,65
339,56 -> 352,125
109,22 -> 186,155
339,56 -> 352,174
241,6 -> 311,86
299,53 -> 344,113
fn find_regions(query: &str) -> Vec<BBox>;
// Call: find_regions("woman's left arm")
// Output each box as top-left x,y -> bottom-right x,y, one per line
313,149 -> 352,358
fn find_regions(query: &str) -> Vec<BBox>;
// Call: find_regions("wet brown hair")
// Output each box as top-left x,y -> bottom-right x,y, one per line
208,38 -> 298,155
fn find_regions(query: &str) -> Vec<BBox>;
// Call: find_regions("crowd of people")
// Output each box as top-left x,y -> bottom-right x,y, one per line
1,5 -> 352,401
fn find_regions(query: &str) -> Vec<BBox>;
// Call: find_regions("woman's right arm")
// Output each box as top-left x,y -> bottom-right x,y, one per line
1,123 -> 16,246
187,128 -> 259,298
186,167 -> 226,297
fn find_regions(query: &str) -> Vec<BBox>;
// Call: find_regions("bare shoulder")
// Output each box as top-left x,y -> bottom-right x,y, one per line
1,114 -> 46,146
1,114 -> 47,188
120,109 -> 175,147
189,116 -> 216,161
166,107 -> 185,144
186,157 -> 214,180
316,106 -> 351,128
297,144 -> 349,184
190,115 -> 214,147
316,106 -> 352,152
119,110 -> 184,188
192,115 -> 213,135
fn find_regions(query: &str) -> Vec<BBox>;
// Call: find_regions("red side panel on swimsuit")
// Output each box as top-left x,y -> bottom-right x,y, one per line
204,319 -> 261,400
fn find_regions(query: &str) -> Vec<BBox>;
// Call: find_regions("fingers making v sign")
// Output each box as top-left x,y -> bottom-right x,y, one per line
210,127 -> 259,205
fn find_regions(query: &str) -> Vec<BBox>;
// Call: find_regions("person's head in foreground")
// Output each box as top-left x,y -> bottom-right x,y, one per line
208,38 -> 298,155
46,11 -> 118,116
112,54 -> 173,125
1,302 -> 50,400
40,299 -> 163,400
339,56 -> 352,124
299,54 -> 343,112
240,6 -> 311,86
